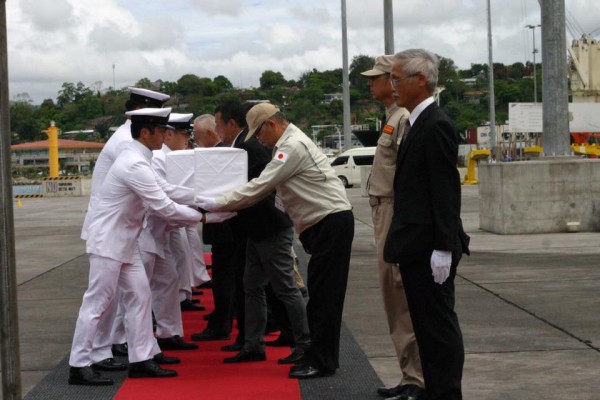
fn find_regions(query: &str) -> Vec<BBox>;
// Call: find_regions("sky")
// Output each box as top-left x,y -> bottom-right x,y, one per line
6,0 -> 600,104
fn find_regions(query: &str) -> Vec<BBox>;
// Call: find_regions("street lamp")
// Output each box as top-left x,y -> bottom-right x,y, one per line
526,24 -> 541,103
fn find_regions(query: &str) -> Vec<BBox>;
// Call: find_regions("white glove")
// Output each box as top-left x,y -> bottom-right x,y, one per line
195,195 -> 219,211
204,212 -> 237,223
430,250 -> 452,284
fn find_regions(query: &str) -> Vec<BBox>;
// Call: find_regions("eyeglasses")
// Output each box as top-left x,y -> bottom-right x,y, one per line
390,73 -> 418,88
255,120 -> 268,138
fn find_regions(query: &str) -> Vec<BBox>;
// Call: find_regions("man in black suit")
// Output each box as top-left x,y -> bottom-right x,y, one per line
384,49 -> 466,400
191,114 -> 236,342
212,101 -> 309,363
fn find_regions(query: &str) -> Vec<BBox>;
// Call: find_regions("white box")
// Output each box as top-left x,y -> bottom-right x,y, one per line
194,147 -> 248,197
166,150 -> 195,188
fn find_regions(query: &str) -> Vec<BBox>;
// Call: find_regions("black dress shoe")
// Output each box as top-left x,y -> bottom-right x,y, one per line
157,335 -> 199,350
91,358 -> 128,371
128,359 -> 178,378
223,349 -> 266,363
192,289 -> 204,296
191,328 -> 231,342
377,384 -> 403,397
152,352 -> 181,364
288,365 -> 334,379
221,342 -> 243,352
68,366 -> 114,386
180,299 -> 205,311
384,384 -> 426,400
265,333 -> 295,347
111,343 -> 128,357
278,348 -> 306,364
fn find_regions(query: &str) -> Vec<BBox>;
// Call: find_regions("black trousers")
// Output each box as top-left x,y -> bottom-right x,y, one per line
299,210 -> 354,372
399,250 -> 464,400
207,241 -> 237,334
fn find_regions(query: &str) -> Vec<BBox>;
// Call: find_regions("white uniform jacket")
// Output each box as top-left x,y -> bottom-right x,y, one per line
82,120 -> 133,240
86,140 -> 202,264
138,144 -> 180,258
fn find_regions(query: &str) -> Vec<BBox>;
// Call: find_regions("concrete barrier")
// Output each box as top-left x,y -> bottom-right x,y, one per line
479,158 -> 600,234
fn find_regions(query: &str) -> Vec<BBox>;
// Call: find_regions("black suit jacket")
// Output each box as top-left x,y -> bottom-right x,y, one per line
384,102 -> 467,262
232,132 -> 292,242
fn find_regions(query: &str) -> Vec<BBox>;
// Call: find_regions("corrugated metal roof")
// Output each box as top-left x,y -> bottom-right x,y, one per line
11,139 -> 104,150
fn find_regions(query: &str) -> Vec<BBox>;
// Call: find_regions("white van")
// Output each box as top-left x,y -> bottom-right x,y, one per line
330,147 -> 376,188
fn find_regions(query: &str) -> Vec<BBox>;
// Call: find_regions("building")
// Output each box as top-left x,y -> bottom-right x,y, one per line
11,139 -> 104,175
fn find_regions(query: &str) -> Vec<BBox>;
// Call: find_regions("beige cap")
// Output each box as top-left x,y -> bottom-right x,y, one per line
360,55 -> 395,77
245,103 -> 279,140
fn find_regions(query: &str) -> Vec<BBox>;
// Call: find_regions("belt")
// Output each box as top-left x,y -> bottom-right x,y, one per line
368,196 -> 393,207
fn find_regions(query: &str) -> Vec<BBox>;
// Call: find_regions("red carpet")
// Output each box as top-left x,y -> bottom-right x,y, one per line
114,254 -> 302,400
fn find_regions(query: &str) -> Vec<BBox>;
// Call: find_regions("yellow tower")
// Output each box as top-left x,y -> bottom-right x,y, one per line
44,121 -> 59,178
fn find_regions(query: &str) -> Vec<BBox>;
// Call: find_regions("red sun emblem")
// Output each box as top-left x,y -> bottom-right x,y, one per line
278,153 -> 284,159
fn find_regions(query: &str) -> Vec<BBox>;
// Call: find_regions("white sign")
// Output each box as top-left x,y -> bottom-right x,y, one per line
509,103 -> 600,133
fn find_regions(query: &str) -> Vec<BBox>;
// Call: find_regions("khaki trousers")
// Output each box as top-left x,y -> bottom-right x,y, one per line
371,198 -> 424,387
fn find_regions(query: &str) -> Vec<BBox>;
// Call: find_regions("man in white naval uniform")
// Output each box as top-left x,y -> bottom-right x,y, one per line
69,108 -> 204,385
81,87 -> 171,358
138,113 -> 230,351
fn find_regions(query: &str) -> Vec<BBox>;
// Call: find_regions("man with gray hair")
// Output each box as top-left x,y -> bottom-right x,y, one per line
385,49 -> 468,400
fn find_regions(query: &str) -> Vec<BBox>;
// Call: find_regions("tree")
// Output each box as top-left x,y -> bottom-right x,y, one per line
176,74 -> 204,96
10,101 -> 39,142
259,70 -> 286,89
135,78 -> 155,89
213,75 -> 233,92
57,82 -> 77,108
349,55 -> 375,97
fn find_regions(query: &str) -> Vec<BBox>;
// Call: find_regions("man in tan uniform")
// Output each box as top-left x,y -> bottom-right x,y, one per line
196,103 -> 354,379
362,55 -> 425,400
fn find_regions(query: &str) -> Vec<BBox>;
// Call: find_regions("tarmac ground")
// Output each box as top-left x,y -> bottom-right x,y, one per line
1,184 -> 599,399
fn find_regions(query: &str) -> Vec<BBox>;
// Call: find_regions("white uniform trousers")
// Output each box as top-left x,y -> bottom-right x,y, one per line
185,225 -> 211,286
109,288 -> 127,345
171,228 -> 193,301
140,249 -> 184,338
69,253 -> 161,366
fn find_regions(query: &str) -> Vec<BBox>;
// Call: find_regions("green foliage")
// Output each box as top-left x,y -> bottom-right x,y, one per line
8,56 -> 545,146
260,70 -> 287,89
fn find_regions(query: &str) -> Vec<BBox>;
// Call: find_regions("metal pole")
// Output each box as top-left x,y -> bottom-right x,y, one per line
383,0 -> 394,54
0,1 -> 23,399
112,64 -> 116,89
341,0 -> 352,151
526,24 -> 541,103
486,0 -> 497,153
541,0 -> 570,156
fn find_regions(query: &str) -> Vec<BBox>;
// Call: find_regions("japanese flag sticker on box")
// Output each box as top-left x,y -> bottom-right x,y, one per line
194,147 -> 248,197
166,149 -> 195,188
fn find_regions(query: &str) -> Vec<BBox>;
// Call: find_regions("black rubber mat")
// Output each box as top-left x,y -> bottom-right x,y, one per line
23,355 -> 128,400
299,322 -> 383,400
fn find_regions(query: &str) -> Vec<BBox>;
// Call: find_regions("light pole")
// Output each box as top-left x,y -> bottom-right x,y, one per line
526,24 -> 541,103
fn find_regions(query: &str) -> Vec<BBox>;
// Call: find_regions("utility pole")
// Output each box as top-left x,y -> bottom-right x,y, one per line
112,64 -> 116,89
486,0 -> 497,154
383,0 -> 394,54
341,0 -> 352,151
0,1 -> 23,399
541,0 -> 570,156
526,24 -> 541,103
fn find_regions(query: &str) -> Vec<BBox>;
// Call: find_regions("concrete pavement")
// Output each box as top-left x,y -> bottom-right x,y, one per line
2,185 -> 599,399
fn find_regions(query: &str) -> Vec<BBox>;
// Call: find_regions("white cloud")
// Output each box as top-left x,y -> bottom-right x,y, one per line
5,0 -> 600,103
